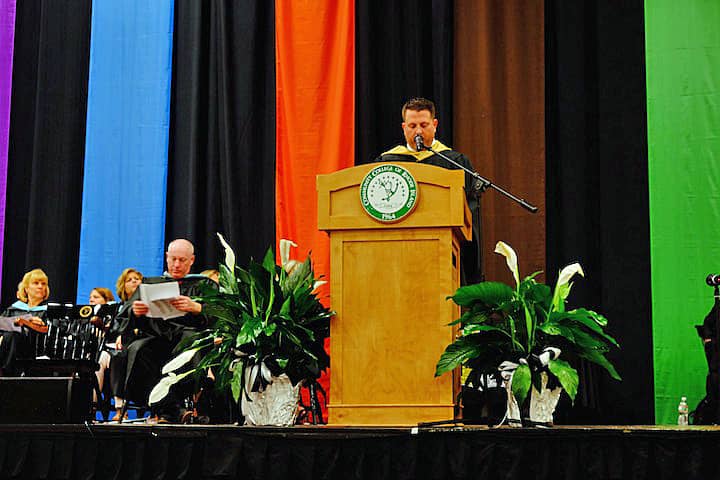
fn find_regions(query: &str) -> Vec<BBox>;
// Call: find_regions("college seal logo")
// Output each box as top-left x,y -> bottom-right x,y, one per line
360,164 -> 418,222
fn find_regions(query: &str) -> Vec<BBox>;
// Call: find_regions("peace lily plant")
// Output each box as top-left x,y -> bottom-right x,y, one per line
435,241 -> 621,416
149,234 -> 332,417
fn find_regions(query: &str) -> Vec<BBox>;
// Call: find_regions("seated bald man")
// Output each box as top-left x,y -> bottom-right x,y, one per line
118,239 -> 215,423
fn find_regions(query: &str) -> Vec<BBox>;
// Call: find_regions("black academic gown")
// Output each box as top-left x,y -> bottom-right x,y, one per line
118,274 -> 214,417
374,141 -> 482,284
0,301 -> 47,374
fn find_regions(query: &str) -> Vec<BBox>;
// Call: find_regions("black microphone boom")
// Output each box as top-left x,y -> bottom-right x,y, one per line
417,141 -> 538,213
707,274 -> 720,287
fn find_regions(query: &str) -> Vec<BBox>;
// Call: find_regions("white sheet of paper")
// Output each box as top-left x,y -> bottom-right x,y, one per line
139,282 -> 185,320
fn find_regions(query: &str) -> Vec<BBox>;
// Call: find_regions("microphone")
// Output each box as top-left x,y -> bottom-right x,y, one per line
707,274 -> 720,287
414,134 -> 425,152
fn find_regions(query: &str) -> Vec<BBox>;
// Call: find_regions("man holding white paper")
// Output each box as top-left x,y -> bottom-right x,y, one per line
119,238 -> 214,422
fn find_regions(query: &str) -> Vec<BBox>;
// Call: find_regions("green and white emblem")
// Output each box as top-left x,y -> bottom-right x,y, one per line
360,164 -> 418,222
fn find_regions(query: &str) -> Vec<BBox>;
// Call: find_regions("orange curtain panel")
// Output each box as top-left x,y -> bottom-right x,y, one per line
275,0 -> 355,408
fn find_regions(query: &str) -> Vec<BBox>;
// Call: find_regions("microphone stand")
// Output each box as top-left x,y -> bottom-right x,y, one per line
420,144 -> 539,213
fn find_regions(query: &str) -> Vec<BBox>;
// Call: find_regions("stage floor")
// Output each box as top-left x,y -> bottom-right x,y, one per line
1,423 -> 718,479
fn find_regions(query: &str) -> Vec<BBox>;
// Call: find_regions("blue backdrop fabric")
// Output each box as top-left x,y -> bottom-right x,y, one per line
76,0 -> 174,303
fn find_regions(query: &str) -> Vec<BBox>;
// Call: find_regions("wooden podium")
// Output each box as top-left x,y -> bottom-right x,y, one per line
317,162 -> 471,425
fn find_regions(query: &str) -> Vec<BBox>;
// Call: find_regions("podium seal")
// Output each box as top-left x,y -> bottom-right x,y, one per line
360,164 -> 418,222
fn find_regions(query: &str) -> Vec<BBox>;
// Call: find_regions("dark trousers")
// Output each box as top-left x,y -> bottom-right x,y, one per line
124,330 -> 198,420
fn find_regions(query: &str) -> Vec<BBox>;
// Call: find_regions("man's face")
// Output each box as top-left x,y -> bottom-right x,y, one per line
166,247 -> 195,279
402,109 -> 438,151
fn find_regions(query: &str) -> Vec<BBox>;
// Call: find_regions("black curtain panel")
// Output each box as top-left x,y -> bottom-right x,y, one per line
355,0 -> 454,165
2,0 -> 91,306
545,0 -> 653,424
166,0 -> 276,272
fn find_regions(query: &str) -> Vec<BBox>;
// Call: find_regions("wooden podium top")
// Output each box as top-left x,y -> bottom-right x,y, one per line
317,162 -> 471,240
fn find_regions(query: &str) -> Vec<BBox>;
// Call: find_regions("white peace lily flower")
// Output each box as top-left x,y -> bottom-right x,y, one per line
279,239 -> 298,269
260,361 -> 272,382
217,233 -> 236,272
557,263 -> 584,288
552,262 -> 584,310
161,347 -> 200,374
494,241 -> 520,287
148,370 -> 194,405
283,259 -> 300,274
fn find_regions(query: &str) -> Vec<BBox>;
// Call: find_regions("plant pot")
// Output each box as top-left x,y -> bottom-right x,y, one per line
241,373 -> 301,426
506,371 -> 562,427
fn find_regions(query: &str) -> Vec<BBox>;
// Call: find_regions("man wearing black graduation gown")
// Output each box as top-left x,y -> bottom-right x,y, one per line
120,238 -> 213,422
374,97 -> 482,284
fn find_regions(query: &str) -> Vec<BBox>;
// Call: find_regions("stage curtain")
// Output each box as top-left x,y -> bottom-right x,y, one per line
1,0 -> 91,305
645,0 -> 720,424
454,0 -> 546,286
275,0 -> 355,413
76,0 -> 175,302
166,0 -> 276,271
545,0 -> 653,424
355,0 -> 453,166
0,0 -> 15,296
2,425 -> 720,479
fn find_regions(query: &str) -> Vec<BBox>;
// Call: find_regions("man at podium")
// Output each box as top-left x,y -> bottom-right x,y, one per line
374,97 -> 482,284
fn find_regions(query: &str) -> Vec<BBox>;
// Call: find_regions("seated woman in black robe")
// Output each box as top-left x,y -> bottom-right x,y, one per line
0,268 -> 50,375
106,268 -> 143,420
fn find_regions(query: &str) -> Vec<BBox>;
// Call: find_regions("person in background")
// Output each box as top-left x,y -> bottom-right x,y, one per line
89,286 -> 116,413
0,269 -> 50,375
89,287 -> 115,306
106,268 -> 143,421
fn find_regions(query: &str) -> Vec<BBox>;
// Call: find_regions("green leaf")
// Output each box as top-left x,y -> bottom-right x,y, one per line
279,296 -> 293,319
511,363 -> 531,406
448,282 -> 514,307
264,267 -> 275,325
284,256 -> 312,295
523,282 -> 552,309
263,323 -> 277,336
261,247 -> 276,273
435,337 -> 483,376
578,348 -> 622,381
235,267 -> 252,285
230,363 -> 244,402
569,307 -> 609,327
547,358 -> 579,403
218,264 -> 238,294
537,321 -> 576,343
461,324 -> 512,338
551,282 -> 571,312
236,313 -> 262,346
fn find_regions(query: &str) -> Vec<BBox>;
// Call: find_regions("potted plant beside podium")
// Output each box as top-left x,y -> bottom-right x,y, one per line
435,241 -> 621,426
151,235 -> 332,425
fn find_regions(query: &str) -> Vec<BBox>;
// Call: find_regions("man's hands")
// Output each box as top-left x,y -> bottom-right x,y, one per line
132,295 -> 201,317
169,295 -> 202,314
132,300 -> 150,316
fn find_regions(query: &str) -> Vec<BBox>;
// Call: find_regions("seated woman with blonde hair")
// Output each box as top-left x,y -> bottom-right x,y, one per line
0,269 -> 50,375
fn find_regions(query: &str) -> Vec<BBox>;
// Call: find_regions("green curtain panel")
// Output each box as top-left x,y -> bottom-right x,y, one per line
646,0 -> 720,424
